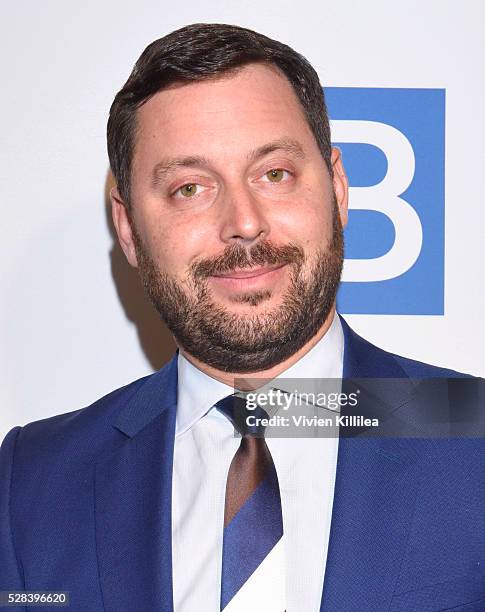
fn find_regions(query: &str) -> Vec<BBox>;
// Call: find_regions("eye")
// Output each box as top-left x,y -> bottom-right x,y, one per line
177,183 -> 199,198
264,168 -> 289,183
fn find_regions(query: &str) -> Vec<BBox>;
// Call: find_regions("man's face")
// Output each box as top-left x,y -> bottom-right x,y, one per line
112,63 -> 348,373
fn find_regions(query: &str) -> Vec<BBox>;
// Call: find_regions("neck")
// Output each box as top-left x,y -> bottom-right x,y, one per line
179,306 -> 337,389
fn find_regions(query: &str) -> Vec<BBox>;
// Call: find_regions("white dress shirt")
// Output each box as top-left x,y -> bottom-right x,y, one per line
172,313 -> 344,611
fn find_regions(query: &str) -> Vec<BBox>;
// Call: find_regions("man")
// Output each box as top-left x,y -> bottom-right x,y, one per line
1,23 -> 484,612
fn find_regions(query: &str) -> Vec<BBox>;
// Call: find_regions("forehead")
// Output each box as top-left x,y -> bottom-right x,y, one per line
133,63 -> 317,164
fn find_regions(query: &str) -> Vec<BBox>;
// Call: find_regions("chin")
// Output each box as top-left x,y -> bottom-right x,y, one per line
224,289 -> 277,309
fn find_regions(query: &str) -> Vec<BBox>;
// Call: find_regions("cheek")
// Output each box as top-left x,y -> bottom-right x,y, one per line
137,208 -> 215,277
271,188 -> 334,250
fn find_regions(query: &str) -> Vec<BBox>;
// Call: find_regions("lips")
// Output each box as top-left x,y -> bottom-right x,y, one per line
211,263 -> 286,279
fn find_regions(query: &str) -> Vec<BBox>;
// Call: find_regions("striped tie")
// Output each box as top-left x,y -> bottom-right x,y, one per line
215,394 -> 285,611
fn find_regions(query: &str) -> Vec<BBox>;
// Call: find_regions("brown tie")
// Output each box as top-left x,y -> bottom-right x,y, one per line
215,394 -> 284,610
223,435 -> 274,527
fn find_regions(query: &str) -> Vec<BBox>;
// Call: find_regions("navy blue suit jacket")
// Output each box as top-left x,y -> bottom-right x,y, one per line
1,317 -> 485,611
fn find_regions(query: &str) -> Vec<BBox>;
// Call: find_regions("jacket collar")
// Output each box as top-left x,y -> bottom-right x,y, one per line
113,351 -> 178,438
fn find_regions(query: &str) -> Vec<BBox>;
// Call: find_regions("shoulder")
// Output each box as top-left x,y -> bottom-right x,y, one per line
5,348 -> 179,472
1,370 -> 158,469
390,351 -> 471,379
338,315 -> 474,379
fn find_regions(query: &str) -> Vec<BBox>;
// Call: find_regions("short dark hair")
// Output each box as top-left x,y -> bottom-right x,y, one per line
107,23 -> 332,208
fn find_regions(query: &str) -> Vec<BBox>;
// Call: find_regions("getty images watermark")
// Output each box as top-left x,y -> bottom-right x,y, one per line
244,387 -> 378,430
229,377 -> 485,439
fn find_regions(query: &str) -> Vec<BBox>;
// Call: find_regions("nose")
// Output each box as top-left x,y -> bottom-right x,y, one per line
218,182 -> 270,247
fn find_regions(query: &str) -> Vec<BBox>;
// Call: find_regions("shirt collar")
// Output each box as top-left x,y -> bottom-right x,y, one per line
175,311 -> 344,437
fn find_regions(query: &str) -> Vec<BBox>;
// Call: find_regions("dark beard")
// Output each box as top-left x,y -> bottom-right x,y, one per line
131,200 -> 344,373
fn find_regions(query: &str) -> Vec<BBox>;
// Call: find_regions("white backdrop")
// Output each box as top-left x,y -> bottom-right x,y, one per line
1,0 -> 484,439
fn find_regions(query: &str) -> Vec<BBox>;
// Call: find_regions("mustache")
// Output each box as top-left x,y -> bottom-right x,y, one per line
191,241 -> 305,278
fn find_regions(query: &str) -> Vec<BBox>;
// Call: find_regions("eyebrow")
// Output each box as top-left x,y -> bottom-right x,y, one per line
151,138 -> 306,187
247,138 -> 306,163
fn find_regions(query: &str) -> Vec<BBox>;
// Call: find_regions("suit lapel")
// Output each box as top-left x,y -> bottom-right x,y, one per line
95,355 -> 178,612
320,317 -> 423,610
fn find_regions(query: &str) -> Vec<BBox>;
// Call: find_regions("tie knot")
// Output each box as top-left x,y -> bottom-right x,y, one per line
215,394 -> 269,437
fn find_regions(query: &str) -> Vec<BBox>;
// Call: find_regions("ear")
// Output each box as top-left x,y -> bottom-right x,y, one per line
110,187 -> 139,268
331,147 -> 349,228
